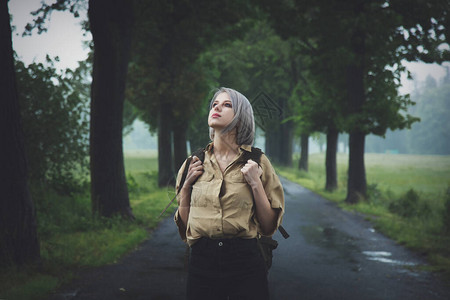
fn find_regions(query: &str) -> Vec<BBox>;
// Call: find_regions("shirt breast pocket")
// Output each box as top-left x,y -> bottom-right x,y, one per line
229,172 -> 247,183
191,173 -> 214,207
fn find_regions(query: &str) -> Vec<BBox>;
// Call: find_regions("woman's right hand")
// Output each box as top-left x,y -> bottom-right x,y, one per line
178,156 -> 203,226
183,156 -> 204,189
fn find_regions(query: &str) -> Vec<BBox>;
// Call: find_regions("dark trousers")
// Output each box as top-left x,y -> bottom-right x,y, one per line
186,238 -> 269,300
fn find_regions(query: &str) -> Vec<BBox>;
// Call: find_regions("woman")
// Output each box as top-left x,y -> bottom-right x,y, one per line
174,87 -> 284,300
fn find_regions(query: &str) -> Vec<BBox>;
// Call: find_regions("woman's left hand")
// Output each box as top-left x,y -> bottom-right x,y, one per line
241,159 -> 263,187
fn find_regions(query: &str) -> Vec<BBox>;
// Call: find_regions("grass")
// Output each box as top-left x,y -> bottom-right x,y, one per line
276,152 -> 450,276
0,152 -> 174,300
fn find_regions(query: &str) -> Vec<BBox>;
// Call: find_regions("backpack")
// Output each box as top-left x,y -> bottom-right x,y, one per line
160,146 -> 289,270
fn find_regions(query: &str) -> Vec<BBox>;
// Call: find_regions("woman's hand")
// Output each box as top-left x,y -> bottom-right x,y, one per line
241,159 -> 262,188
183,156 -> 204,189
178,156 -> 203,227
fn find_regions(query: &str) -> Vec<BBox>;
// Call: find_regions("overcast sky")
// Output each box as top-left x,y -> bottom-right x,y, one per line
9,0 -> 90,71
8,0 -> 449,95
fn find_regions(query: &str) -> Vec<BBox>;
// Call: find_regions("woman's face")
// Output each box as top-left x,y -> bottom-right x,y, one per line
208,92 -> 235,129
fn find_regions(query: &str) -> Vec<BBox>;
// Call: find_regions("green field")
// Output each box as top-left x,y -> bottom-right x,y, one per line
277,152 -> 450,275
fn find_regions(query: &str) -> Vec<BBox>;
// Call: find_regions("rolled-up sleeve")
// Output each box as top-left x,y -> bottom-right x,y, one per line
260,154 -> 285,235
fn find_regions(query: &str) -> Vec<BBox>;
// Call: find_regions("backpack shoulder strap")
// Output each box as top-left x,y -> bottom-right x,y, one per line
239,146 -> 263,166
159,148 -> 205,218
177,148 -> 205,194
249,146 -> 263,163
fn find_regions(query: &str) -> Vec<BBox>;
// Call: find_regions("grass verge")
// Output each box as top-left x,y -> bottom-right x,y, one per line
0,154 -> 174,300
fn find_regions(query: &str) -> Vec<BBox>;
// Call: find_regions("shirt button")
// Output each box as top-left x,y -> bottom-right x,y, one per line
218,241 -> 223,247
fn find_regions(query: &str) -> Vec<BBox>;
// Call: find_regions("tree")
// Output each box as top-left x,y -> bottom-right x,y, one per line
288,55 -> 343,189
262,0 -> 449,202
341,0 -> 448,203
127,0 -> 251,186
25,0 -> 135,218
88,0 -> 134,218
203,19 -> 303,166
0,0 -> 40,267
298,134 -> 309,171
260,0 -> 346,190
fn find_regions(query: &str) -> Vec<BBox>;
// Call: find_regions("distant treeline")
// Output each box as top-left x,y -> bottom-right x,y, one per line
366,74 -> 450,155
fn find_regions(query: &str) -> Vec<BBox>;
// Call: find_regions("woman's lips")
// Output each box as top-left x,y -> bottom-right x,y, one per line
211,113 -> 221,118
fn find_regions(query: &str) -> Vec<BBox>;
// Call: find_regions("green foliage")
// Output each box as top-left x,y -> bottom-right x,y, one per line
203,18 -> 303,164
266,0 -> 448,137
123,100 -> 141,136
1,154 -> 172,299
366,183 -> 387,206
388,189 -> 431,219
127,0 -> 252,132
186,93 -> 213,152
126,173 -> 140,195
0,271 -> 58,300
15,56 -> 90,194
23,0 -> 87,36
204,19 -> 301,117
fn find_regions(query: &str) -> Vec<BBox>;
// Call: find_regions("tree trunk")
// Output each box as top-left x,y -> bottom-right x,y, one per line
298,134 -> 309,171
279,121 -> 293,167
278,94 -> 293,166
345,13 -> 367,203
345,61 -> 367,203
158,102 -> 174,187
346,131 -> 366,203
325,127 -> 338,191
173,120 -> 188,173
0,1 -> 40,267
265,129 -> 280,164
265,120 -> 293,166
89,0 -> 134,218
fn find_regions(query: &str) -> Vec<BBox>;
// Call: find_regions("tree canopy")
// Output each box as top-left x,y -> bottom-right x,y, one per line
261,0 -> 449,202
126,0 -> 253,185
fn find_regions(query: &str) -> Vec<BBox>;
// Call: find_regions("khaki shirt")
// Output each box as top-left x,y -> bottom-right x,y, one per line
174,143 -> 284,246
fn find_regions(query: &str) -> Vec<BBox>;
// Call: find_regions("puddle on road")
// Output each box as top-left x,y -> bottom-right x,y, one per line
300,225 -> 358,250
300,225 -> 361,270
300,225 -> 420,276
362,251 -> 417,267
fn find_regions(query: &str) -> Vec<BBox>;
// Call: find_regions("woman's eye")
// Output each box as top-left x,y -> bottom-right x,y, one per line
225,103 -> 232,107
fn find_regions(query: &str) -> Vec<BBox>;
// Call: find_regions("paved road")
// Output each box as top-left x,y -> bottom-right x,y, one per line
49,178 -> 450,299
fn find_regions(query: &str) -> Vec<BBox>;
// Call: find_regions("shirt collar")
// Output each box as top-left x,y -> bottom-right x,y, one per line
205,142 -> 252,153
240,144 -> 252,153
205,142 -> 214,152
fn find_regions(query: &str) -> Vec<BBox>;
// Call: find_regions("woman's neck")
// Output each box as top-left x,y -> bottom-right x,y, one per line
213,132 -> 239,157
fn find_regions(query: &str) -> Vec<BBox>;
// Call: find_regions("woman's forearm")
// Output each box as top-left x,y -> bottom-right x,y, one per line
178,186 -> 192,227
251,180 -> 278,236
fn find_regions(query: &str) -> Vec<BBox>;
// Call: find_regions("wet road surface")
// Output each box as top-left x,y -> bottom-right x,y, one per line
49,177 -> 450,299
268,178 -> 450,299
